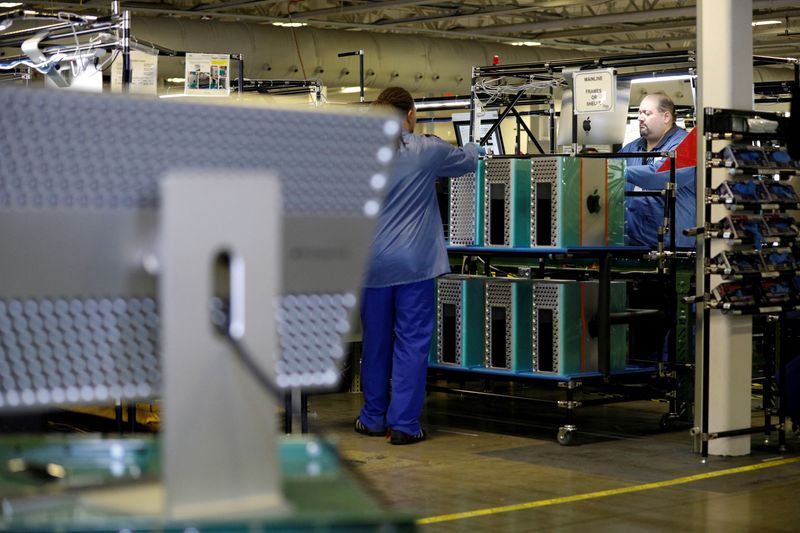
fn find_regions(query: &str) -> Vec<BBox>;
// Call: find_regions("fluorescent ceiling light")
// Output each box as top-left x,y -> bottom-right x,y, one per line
272,22 -> 307,28
752,20 -> 781,26
166,77 -> 186,83
630,74 -> 694,84
340,86 -> 362,94
0,2 -> 23,7
415,100 -> 471,110
509,41 -> 541,47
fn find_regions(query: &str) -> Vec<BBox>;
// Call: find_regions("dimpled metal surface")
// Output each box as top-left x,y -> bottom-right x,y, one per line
0,86 -> 397,405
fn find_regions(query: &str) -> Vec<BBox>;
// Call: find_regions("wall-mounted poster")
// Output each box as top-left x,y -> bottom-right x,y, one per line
185,53 -> 230,96
111,50 -> 159,96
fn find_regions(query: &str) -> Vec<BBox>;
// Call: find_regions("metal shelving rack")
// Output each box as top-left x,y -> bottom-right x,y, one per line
429,149 -> 688,445
694,107 -> 798,458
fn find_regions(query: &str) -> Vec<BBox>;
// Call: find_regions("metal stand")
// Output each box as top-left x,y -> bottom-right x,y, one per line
337,50 -> 365,103
159,171 -> 285,518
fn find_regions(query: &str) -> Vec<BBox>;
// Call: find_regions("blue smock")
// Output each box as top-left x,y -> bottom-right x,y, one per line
619,125 -> 696,248
363,132 -> 481,287
358,132 -> 479,436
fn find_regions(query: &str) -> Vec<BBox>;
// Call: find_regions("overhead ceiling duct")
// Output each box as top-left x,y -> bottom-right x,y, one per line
127,17 -> 592,95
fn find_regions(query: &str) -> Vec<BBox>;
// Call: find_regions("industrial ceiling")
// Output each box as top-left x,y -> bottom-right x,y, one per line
26,0 -> 800,56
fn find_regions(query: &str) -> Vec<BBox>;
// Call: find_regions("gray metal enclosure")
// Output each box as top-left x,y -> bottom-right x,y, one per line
0,86 -> 398,406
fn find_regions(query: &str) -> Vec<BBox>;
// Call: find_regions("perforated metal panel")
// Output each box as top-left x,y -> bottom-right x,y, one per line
532,283 -> 560,373
485,282 -> 512,369
275,293 -> 357,388
483,159 -> 512,247
436,278 -> 462,366
0,86 -> 398,406
0,90 -> 383,216
449,172 -> 476,246
0,298 -> 157,408
531,158 -> 559,247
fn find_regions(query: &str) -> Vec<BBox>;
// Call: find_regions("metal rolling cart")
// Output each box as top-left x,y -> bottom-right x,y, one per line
427,150 -> 691,445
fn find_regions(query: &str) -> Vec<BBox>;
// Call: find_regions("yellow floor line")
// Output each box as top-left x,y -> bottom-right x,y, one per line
416,456 -> 800,525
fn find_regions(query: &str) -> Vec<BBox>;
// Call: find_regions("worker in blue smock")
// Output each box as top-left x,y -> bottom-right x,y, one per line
355,87 -> 482,445
619,92 -> 695,248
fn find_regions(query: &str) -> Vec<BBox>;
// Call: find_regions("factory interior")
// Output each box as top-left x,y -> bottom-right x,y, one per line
2,1 -> 800,531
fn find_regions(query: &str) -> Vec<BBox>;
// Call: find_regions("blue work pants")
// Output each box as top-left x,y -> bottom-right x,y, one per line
358,278 -> 435,435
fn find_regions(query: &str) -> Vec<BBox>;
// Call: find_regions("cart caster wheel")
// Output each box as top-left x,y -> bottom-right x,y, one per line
557,428 -> 575,446
659,413 -> 674,431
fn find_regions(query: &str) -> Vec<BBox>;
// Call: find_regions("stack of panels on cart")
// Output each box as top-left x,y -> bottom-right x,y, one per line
431,276 -> 628,377
448,156 -> 626,248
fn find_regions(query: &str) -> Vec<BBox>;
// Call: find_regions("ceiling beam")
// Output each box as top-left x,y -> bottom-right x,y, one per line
358,1 -> 620,28
289,0 -> 451,20
192,0 -> 286,12
522,11 -> 800,41
468,6 -> 693,35
466,0 -> 800,35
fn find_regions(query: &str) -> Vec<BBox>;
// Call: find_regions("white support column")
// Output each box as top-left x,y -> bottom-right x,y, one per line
696,0 -> 754,456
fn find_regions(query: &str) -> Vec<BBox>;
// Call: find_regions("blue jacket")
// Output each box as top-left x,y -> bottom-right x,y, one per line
619,125 -> 695,248
363,133 -> 480,288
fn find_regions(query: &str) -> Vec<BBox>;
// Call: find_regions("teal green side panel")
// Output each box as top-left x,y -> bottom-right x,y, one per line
558,283 -> 585,375
607,159 -> 626,246
474,159 -> 486,246
510,158 -> 532,247
558,157 -> 582,247
511,281 -> 533,372
461,278 -> 486,368
609,281 -> 629,371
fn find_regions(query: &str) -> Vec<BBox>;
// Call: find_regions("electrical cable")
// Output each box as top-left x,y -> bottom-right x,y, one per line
473,256 -> 518,278
289,22 -> 307,81
474,75 -> 566,109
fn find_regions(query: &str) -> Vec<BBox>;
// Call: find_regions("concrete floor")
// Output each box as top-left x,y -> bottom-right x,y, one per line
306,386 -> 800,532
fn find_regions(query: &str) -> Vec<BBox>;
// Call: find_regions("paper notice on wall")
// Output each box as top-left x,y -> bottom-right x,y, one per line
184,53 -> 230,96
111,50 -> 159,96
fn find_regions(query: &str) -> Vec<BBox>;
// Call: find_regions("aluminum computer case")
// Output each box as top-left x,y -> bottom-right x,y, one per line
476,158 -> 532,247
483,278 -> 534,372
532,280 -> 628,377
431,275 -> 485,368
531,157 -> 625,247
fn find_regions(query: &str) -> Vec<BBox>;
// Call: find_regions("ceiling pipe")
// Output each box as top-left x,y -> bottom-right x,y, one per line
121,17 -> 591,93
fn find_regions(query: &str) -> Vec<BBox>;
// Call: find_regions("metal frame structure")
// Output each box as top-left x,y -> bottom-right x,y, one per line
466,51 -> 798,154
419,52 -> 725,444
0,3 -> 132,90
430,150 -> 683,445
0,4 -> 248,96
234,78 -> 323,104
694,106 -> 797,458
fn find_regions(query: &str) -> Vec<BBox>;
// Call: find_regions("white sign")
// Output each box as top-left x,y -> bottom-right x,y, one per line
185,53 -> 230,96
111,50 -> 159,96
573,68 -> 616,113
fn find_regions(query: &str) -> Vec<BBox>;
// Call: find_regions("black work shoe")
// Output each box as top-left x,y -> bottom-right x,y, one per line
354,417 -> 386,437
389,428 -> 426,445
